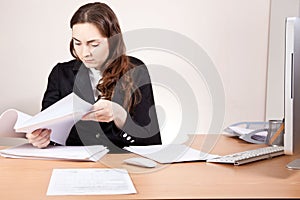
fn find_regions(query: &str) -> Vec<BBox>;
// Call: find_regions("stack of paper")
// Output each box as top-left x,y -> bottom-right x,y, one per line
0,92 -> 93,145
0,143 -> 108,162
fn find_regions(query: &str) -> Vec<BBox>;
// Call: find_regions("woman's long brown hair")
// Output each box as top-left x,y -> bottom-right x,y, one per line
69,2 -> 141,113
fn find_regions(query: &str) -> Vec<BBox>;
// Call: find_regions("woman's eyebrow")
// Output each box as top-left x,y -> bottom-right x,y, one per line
86,39 -> 102,44
72,37 -> 81,42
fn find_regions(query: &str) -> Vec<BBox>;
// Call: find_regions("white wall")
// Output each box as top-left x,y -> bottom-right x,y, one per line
0,0 -> 271,143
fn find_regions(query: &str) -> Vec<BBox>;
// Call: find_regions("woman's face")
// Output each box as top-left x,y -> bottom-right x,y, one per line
72,23 -> 109,70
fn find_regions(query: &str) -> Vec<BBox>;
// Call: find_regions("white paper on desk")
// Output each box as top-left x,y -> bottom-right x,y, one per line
0,143 -> 108,162
47,168 -> 137,196
124,144 -> 220,164
0,93 -> 92,145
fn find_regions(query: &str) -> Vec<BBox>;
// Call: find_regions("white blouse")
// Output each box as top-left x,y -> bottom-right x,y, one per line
88,68 -> 102,101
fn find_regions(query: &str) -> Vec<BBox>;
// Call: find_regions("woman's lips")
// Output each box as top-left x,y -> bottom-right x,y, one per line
84,59 -> 94,63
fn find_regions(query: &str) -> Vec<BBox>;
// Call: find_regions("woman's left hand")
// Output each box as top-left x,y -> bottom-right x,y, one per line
82,99 -> 127,128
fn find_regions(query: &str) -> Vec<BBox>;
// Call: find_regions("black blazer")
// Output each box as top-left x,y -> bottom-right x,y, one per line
42,56 -> 161,153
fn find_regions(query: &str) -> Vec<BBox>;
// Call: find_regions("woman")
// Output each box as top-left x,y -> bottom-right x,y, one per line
26,2 -> 161,153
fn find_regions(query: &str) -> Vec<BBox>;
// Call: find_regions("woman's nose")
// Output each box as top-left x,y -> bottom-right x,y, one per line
82,45 -> 92,57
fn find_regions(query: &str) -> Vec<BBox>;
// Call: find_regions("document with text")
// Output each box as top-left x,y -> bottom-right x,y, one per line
47,168 -> 137,195
0,93 -> 92,145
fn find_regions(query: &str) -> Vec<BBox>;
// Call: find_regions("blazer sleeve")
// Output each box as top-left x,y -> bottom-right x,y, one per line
41,64 -> 61,110
41,61 -> 75,111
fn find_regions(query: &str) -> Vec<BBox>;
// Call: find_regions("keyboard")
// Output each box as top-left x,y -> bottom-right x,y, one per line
206,146 -> 284,165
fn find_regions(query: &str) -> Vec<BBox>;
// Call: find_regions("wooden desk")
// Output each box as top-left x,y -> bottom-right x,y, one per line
1,135 -> 300,199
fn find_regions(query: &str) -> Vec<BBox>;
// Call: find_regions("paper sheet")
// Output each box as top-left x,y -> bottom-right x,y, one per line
0,109 -> 29,138
0,143 -> 108,162
124,144 -> 219,164
0,93 -> 93,145
47,168 -> 137,195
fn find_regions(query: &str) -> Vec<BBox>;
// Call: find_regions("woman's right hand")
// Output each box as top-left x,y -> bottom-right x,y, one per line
25,129 -> 51,148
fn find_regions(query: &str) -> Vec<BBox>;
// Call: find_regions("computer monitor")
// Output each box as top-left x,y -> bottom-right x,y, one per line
284,17 -> 300,156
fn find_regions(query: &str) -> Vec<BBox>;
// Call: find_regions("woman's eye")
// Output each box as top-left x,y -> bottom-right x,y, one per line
74,42 -> 81,46
91,43 -> 100,47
